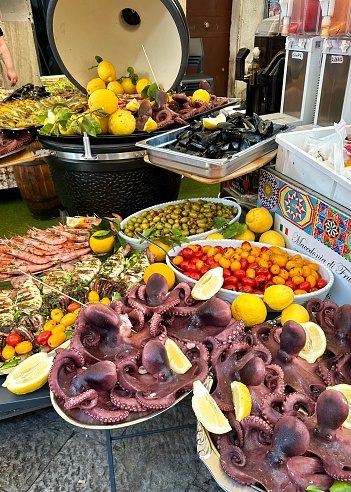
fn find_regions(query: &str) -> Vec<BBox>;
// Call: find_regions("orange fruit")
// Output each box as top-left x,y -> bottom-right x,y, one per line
143,263 -> 175,290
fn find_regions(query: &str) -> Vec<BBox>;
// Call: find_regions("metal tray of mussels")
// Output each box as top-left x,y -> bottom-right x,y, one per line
137,123 -> 289,179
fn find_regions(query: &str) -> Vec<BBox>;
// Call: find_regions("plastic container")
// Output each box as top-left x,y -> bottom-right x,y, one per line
320,0 -> 351,37
275,126 -> 351,205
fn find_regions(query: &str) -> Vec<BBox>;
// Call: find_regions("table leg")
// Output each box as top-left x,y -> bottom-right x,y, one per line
105,429 -> 116,492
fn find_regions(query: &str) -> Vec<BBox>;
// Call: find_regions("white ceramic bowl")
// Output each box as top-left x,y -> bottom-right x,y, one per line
120,198 -> 242,250
165,240 -> 334,308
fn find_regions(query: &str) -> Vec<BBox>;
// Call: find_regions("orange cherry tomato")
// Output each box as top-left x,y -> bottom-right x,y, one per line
172,255 -> 183,266
270,264 -> 280,275
67,302 -> 81,313
306,274 -> 316,288
218,257 -> 231,269
230,260 -> 241,272
43,319 -> 56,331
50,308 -> 64,322
272,275 -> 285,285
15,341 -> 33,355
48,332 -> 66,348
278,269 -> 289,280
2,345 -> 15,360
51,324 -> 66,334
291,275 -> 304,285
60,312 -> 77,327
308,263 -> 319,271
88,290 -> 100,303
100,297 -> 111,305
294,289 -> 308,295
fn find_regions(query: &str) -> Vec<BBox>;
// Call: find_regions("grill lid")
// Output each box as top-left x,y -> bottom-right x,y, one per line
46,0 -> 189,93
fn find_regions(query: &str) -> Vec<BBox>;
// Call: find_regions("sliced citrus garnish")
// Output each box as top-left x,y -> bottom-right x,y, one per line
298,321 -> 327,363
126,98 -> 140,112
202,113 -> 226,130
191,266 -> 224,300
231,380 -> 252,421
143,116 -> 158,132
326,384 -> 351,429
66,216 -> 85,228
192,380 -> 232,434
3,352 -> 53,395
164,338 -> 192,374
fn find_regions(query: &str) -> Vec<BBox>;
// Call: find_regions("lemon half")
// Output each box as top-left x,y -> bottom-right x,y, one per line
192,380 -> 232,434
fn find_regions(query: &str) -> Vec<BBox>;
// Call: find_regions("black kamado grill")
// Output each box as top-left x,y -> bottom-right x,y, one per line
40,0 -> 189,218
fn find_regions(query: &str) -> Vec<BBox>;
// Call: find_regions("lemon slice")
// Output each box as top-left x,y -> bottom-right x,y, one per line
202,113 -> 226,130
143,117 -> 158,132
66,216 -> 86,228
3,353 -> 53,395
326,384 -> 351,429
126,98 -> 140,112
231,381 -> 252,421
298,321 -> 327,363
192,380 -> 232,434
164,338 -> 192,374
191,266 -> 224,300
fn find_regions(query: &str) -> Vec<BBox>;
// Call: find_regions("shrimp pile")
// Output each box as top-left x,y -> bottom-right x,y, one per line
0,222 -> 98,280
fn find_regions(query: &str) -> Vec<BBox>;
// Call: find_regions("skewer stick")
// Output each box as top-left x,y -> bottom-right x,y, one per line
141,44 -> 160,89
19,270 -> 86,307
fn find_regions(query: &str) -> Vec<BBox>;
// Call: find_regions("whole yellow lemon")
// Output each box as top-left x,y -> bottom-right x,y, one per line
86,77 -> 106,95
259,230 -> 286,247
231,293 -> 267,327
233,229 -> 256,241
136,78 -> 152,94
88,89 -> 119,115
148,241 -> 172,262
108,110 -> 136,135
245,207 -> 273,234
89,230 -> 115,254
281,304 -> 310,325
107,80 -> 124,95
143,263 -> 175,290
263,285 -> 294,311
121,77 -> 137,94
97,60 -> 117,83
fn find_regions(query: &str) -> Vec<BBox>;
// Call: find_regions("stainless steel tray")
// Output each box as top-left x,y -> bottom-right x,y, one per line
137,125 -> 288,179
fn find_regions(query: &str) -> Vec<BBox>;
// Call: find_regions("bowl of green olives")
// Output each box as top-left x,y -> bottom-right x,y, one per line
119,197 -> 242,249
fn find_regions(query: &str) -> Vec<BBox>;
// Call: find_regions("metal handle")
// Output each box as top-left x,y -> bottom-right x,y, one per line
204,21 -> 210,28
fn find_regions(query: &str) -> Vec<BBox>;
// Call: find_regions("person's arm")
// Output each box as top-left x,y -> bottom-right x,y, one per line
0,35 -> 18,87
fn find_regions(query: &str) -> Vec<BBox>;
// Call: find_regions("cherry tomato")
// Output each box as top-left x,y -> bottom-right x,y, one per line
51,324 -> 66,334
60,312 -> 77,327
43,319 -> 56,331
180,260 -> 190,271
222,283 -> 237,291
255,275 -> 267,289
240,258 -> 249,270
187,272 -> 201,281
100,297 -> 110,305
234,269 -> 246,280
48,332 -> 66,348
254,290 -> 264,296
200,265 -> 211,276
222,268 -> 232,278
242,278 -> 255,288
172,255 -> 183,266
285,280 -> 296,291
186,263 -> 198,274
316,278 -> 328,289
298,281 -> 311,292
67,302 -> 81,312
256,267 -> 269,276
223,276 -> 239,286
88,290 -> 100,303
36,331 -> 52,345
2,345 -> 15,360
238,285 -> 253,293
50,308 -> 64,322
15,341 -> 33,355
181,247 -> 194,259
6,333 -> 21,347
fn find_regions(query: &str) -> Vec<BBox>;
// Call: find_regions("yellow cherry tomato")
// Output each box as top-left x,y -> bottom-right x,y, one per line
43,319 -> 56,331
51,324 -> 66,334
15,341 -> 33,355
2,344 -> 15,360
172,255 -> 183,266
48,332 -> 66,348
88,290 -> 100,303
50,308 -> 64,322
100,297 -> 111,305
60,312 -> 77,327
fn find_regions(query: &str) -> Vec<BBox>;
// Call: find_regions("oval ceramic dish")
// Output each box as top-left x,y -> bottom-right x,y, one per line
120,198 -> 242,250
165,240 -> 334,309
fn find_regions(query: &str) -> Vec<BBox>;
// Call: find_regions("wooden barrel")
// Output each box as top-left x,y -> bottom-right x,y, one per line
13,159 -> 62,220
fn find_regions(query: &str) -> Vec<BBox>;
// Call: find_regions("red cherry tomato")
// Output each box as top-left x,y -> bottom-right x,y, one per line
180,260 -> 190,270
234,269 -> 246,280
200,265 -> 211,276
316,278 -> 328,289
187,272 -> 201,281
256,267 -> 269,276
223,276 -> 239,286
67,302 -> 81,313
181,247 -> 194,259
254,290 -> 264,296
186,263 -> 198,274
242,278 -> 255,288
193,251 -> 203,259
240,258 -> 249,270
255,275 -> 267,289
261,246 -> 269,252
285,280 -> 296,291
239,285 -> 253,293
6,333 -> 21,347
36,331 -> 52,345
222,283 -> 238,291
298,281 -> 311,292
222,268 -> 232,278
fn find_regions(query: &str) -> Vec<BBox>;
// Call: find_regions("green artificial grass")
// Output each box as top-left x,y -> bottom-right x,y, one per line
0,177 -> 220,238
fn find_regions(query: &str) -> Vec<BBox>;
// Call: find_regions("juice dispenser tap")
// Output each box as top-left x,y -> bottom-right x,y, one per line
319,0 -> 336,37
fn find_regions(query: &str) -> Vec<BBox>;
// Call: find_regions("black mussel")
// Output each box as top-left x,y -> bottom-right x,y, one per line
244,133 -> 264,144
193,131 -> 208,142
240,139 -> 252,151
190,121 -> 203,132
177,138 -> 190,148
221,128 -> 242,143
206,144 -> 222,159
188,141 -> 206,152
242,117 -> 256,131
230,141 -> 240,151
219,142 -> 231,152
227,112 -> 244,125
217,122 -> 236,130
201,130 -> 221,147
176,129 -> 192,141
258,119 -> 273,137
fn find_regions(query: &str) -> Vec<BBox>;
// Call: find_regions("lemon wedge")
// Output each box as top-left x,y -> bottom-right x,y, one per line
192,380 -> 232,434
3,353 -> 53,395
126,98 -> 140,112
298,321 -> 327,363
191,267 -> 224,300
231,381 -> 252,421
326,384 -> 351,429
66,216 -> 86,228
164,338 -> 192,374
143,117 -> 158,132
202,113 -> 226,130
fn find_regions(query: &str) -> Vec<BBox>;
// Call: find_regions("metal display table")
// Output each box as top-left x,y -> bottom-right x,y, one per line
0,376 -> 51,415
